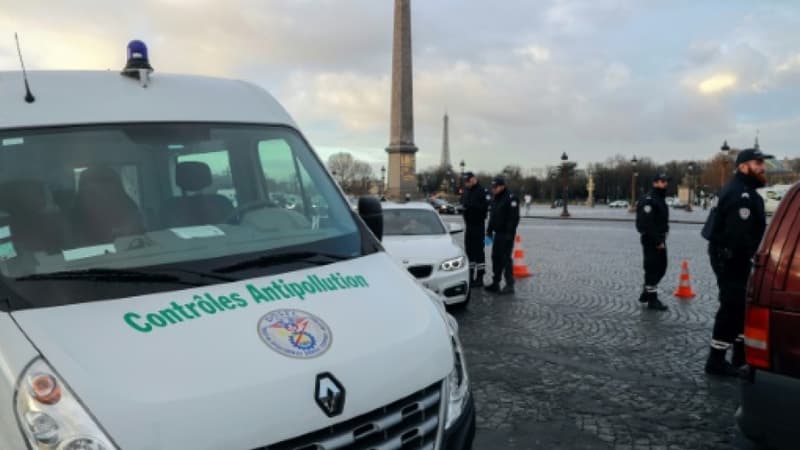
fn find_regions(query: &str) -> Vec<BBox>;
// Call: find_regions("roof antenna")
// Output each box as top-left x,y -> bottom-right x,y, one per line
14,33 -> 36,103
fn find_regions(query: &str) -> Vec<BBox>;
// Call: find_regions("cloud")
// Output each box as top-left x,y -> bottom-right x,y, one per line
602,63 -> 630,90
698,73 -> 738,95
515,45 -> 551,63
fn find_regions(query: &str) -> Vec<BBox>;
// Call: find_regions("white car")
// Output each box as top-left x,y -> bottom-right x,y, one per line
609,200 -> 630,208
758,184 -> 793,216
0,42 -> 475,450
381,203 -> 471,307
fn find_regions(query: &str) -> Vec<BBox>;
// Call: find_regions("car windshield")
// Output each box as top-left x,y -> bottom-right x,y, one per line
0,123 -> 369,309
383,209 -> 446,236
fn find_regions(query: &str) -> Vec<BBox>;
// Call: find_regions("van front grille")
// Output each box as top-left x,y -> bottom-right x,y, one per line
264,382 -> 442,450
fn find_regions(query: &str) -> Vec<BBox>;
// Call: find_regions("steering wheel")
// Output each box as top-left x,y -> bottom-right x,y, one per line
225,200 -> 279,225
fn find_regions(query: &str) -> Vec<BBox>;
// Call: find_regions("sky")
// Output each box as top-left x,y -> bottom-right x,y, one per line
1,0 -> 800,174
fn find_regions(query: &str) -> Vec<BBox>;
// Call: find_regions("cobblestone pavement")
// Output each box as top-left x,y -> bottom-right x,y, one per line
444,218 -> 762,450
521,205 -> 712,223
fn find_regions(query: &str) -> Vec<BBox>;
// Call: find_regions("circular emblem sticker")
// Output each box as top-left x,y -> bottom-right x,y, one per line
739,208 -> 751,220
257,309 -> 332,359
644,205 -> 652,213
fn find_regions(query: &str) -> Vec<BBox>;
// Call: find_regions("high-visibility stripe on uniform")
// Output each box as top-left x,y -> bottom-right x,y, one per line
711,339 -> 731,350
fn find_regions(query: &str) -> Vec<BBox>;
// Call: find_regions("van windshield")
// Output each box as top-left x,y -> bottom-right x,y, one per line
0,123 -> 370,310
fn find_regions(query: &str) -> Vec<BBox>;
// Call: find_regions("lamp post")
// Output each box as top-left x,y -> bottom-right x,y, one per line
560,152 -> 571,218
628,155 -> 638,213
686,163 -> 694,212
380,166 -> 386,197
720,140 -> 731,189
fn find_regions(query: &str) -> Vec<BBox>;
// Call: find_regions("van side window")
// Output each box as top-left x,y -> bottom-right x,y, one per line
258,140 -> 307,215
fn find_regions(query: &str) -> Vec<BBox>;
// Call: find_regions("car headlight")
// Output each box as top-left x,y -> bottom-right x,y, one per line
440,256 -> 465,271
15,358 -> 117,450
444,314 -> 470,430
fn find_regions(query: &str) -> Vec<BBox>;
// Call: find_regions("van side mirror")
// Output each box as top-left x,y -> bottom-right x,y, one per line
358,196 -> 383,241
448,222 -> 464,234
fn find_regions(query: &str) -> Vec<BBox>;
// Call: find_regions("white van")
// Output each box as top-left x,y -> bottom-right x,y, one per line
0,45 -> 474,450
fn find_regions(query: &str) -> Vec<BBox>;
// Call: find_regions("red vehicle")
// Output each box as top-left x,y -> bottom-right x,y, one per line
737,182 -> 800,449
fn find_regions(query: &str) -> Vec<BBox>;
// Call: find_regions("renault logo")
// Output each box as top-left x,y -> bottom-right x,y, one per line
315,373 -> 345,417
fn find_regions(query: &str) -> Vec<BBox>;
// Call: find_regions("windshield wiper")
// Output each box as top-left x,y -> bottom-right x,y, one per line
15,268 -> 205,286
214,251 -> 350,274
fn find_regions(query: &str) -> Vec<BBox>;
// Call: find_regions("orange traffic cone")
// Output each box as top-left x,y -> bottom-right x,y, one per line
673,260 -> 696,300
512,234 -> 533,278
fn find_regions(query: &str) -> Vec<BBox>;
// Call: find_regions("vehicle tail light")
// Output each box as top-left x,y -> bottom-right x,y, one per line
744,305 -> 770,369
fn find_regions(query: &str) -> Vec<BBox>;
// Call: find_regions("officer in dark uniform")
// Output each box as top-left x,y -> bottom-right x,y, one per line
485,176 -> 520,295
704,148 -> 772,376
460,171 -> 490,287
635,172 -> 670,311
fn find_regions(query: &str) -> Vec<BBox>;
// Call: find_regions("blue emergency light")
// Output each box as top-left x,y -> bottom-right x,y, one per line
122,40 -> 154,86
124,40 -> 153,72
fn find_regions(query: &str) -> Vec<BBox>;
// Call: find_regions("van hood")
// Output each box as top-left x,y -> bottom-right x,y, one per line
11,252 -> 453,450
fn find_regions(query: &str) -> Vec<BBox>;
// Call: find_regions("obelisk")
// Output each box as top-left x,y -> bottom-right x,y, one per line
440,113 -> 451,170
386,0 -> 418,199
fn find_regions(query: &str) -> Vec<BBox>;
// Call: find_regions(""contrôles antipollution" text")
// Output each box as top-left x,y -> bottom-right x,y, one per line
123,272 -> 369,333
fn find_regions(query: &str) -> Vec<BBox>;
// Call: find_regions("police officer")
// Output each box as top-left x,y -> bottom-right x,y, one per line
635,172 -> 670,311
704,148 -> 773,376
460,171 -> 490,287
485,176 -> 520,295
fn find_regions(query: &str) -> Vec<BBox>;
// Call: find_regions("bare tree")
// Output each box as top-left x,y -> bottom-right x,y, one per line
327,152 -> 374,195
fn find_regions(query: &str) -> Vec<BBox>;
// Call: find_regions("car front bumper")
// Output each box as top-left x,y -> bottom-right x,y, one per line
420,265 -> 470,305
441,393 -> 476,450
736,368 -> 800,449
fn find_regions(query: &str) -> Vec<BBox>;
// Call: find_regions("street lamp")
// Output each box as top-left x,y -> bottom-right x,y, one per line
686,163 -> 694,212
628,155 -> 638,213
380,166 -> 386,197
720,140 -> 731,189
560,152 -> 571,218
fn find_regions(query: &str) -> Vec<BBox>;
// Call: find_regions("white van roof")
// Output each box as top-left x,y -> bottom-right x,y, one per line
0,71 -> 297,130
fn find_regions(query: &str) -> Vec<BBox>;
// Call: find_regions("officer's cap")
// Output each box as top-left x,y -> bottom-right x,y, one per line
491,176 -> 506,187
462,171 -> 476,180
736,148 -> 774,165
653,172 -> 670,182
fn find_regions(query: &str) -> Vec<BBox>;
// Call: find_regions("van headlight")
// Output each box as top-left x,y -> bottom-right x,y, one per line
15,358 -> 117,450
444,314 -> 470,430
440,256 -> 465,272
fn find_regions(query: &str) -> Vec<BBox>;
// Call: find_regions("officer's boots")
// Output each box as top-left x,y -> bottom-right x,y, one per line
640,288 -> 668,311
705,347 -> 742,377
731,338 -> 746,368
473,269 -> 485,288
499,284 -> 515,295
484,281 -> 500,293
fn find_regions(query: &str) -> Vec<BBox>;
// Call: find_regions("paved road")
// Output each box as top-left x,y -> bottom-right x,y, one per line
444,217 -> 761,450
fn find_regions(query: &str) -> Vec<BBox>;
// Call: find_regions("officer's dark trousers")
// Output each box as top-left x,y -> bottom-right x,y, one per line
464,225 -> 485,284
641,237 -> 667,288
491,232 -> 514,287
709,246 -> 751,347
